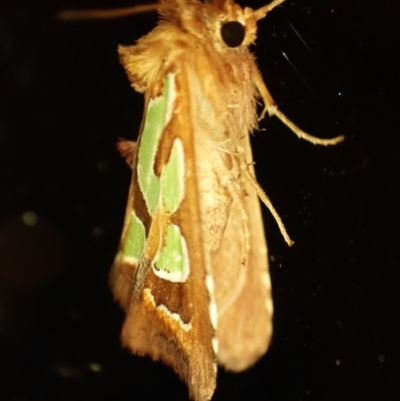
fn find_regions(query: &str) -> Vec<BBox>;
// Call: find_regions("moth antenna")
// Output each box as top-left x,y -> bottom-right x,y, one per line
254,0 -> 286,21
245,169 -> 294,247
58,3 -> 158,21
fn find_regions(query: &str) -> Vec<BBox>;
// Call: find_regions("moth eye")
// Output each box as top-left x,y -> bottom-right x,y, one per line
220,21 -> 245,48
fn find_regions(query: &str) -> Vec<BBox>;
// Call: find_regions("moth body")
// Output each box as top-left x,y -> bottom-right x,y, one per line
105,0 -> 344,400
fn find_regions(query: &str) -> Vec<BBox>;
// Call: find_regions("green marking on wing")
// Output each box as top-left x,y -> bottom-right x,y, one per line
155,223 -> 189,282
122,212 -> 146,261
137,74 -> 175,215
161,138 -> 185,214
132,74 -> 189,282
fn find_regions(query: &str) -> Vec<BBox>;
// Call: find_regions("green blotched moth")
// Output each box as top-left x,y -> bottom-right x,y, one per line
61,1 -> 343,400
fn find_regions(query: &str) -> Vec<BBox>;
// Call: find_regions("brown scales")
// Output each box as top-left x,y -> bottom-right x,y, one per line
61,1 -> 344,400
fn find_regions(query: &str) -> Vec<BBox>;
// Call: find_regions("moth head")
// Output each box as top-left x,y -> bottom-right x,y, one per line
159,0 -> 260,48
214,0 -> 285,46
159,0 -> 284,49
202,0 -> 260,48
214,0 -> 258,47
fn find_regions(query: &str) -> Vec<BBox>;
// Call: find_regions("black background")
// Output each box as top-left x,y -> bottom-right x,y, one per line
0,0 -> 398,400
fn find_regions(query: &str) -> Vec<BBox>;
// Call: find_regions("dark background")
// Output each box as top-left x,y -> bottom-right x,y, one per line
0,0 -> 398,400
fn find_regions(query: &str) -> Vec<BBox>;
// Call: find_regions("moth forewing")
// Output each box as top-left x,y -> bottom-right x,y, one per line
111,71 -> 217,401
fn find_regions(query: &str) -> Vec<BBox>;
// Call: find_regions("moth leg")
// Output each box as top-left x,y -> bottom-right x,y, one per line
252,66 -> 345,146
227,178 -> 251,267
245,168 -> 294,246
117,139 -> 137,168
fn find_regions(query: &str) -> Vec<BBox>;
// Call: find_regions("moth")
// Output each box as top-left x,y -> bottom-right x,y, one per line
61,0 -> 343,400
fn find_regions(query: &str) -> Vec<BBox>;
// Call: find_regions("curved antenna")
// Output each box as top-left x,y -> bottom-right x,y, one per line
254,0 -> 285,21
58,3 -> 158,21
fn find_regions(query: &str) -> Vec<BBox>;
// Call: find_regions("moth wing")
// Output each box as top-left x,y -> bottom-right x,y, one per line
110,70 -> 216,401
212,129 -> 273,371
116,139 -> 136,168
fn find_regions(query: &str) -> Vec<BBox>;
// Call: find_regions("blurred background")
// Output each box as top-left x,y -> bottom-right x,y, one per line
0,0 -> 398,400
